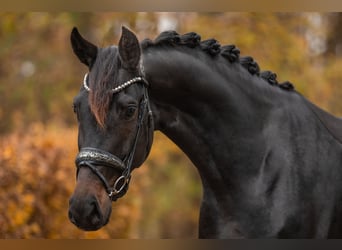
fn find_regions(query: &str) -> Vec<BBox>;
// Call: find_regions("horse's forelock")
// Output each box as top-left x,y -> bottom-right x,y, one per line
89,84 -> 111,128
88,47 -> 118,128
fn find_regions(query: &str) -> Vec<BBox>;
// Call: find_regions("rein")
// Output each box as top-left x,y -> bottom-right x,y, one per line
75,73 -> 152,201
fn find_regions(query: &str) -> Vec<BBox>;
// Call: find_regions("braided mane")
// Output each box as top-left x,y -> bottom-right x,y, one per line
141,31 -> 295,91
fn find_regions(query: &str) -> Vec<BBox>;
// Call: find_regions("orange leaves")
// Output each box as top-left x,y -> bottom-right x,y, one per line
0,124 -> 201,238
2,145 -> 14,161
8,194 -> 34,228
0,123 -> 76,238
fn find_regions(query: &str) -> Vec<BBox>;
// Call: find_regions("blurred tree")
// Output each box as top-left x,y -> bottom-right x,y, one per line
325,13 -> 342,57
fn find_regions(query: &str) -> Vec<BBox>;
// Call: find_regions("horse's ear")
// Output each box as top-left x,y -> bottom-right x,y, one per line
70,27 -> 98,68
118,26 -> 141,70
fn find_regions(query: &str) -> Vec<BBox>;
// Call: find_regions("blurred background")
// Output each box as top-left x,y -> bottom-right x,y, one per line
0,12 -> 341,238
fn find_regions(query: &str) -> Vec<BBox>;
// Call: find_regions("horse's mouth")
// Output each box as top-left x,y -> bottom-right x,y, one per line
72,220 -> 108,231
69,210 -> 110,231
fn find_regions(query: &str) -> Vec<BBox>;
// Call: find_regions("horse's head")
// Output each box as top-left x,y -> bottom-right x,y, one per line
68,27 -> 154,231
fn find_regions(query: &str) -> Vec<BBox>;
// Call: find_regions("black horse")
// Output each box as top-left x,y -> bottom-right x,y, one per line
68,26 -> 342,238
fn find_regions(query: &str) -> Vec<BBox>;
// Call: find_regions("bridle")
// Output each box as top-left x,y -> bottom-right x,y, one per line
75,72 -> 152,201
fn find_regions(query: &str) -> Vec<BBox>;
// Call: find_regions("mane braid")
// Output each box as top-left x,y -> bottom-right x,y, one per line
180,32 -> 201,48
154,31 -> 181,46
221,45 -> 240,62
141,30 -> 295,91
279,81 -> 295,90
260,71 -> 279,85
240,56 -> 260,76
200,39 -> 221,56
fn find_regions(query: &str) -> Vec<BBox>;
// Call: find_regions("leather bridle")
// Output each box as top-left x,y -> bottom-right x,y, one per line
75,73 -> 152,201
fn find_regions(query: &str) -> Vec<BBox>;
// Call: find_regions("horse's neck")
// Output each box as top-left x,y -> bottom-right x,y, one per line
143,48 -> 283,190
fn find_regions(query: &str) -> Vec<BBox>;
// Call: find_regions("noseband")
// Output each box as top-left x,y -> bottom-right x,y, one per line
75,73 -> 152,201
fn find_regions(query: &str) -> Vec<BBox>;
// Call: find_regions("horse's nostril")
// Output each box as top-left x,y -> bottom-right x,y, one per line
69,197 -> 75,205
68,210 -> 77,225
88,201 -> 102,225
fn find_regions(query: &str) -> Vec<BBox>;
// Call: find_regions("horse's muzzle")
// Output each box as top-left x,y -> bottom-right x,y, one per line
68,195 -> 111,231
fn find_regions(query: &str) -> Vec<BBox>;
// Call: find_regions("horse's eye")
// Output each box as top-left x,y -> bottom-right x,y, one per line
124,106 -> 137,119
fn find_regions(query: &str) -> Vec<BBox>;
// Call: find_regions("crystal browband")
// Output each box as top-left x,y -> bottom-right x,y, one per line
83,73 -> 147,93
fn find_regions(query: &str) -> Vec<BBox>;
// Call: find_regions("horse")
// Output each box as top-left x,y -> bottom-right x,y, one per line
68,26 -> 342,238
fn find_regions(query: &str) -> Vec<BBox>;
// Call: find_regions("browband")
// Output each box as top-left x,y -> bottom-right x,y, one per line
83,73 -> 148,93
